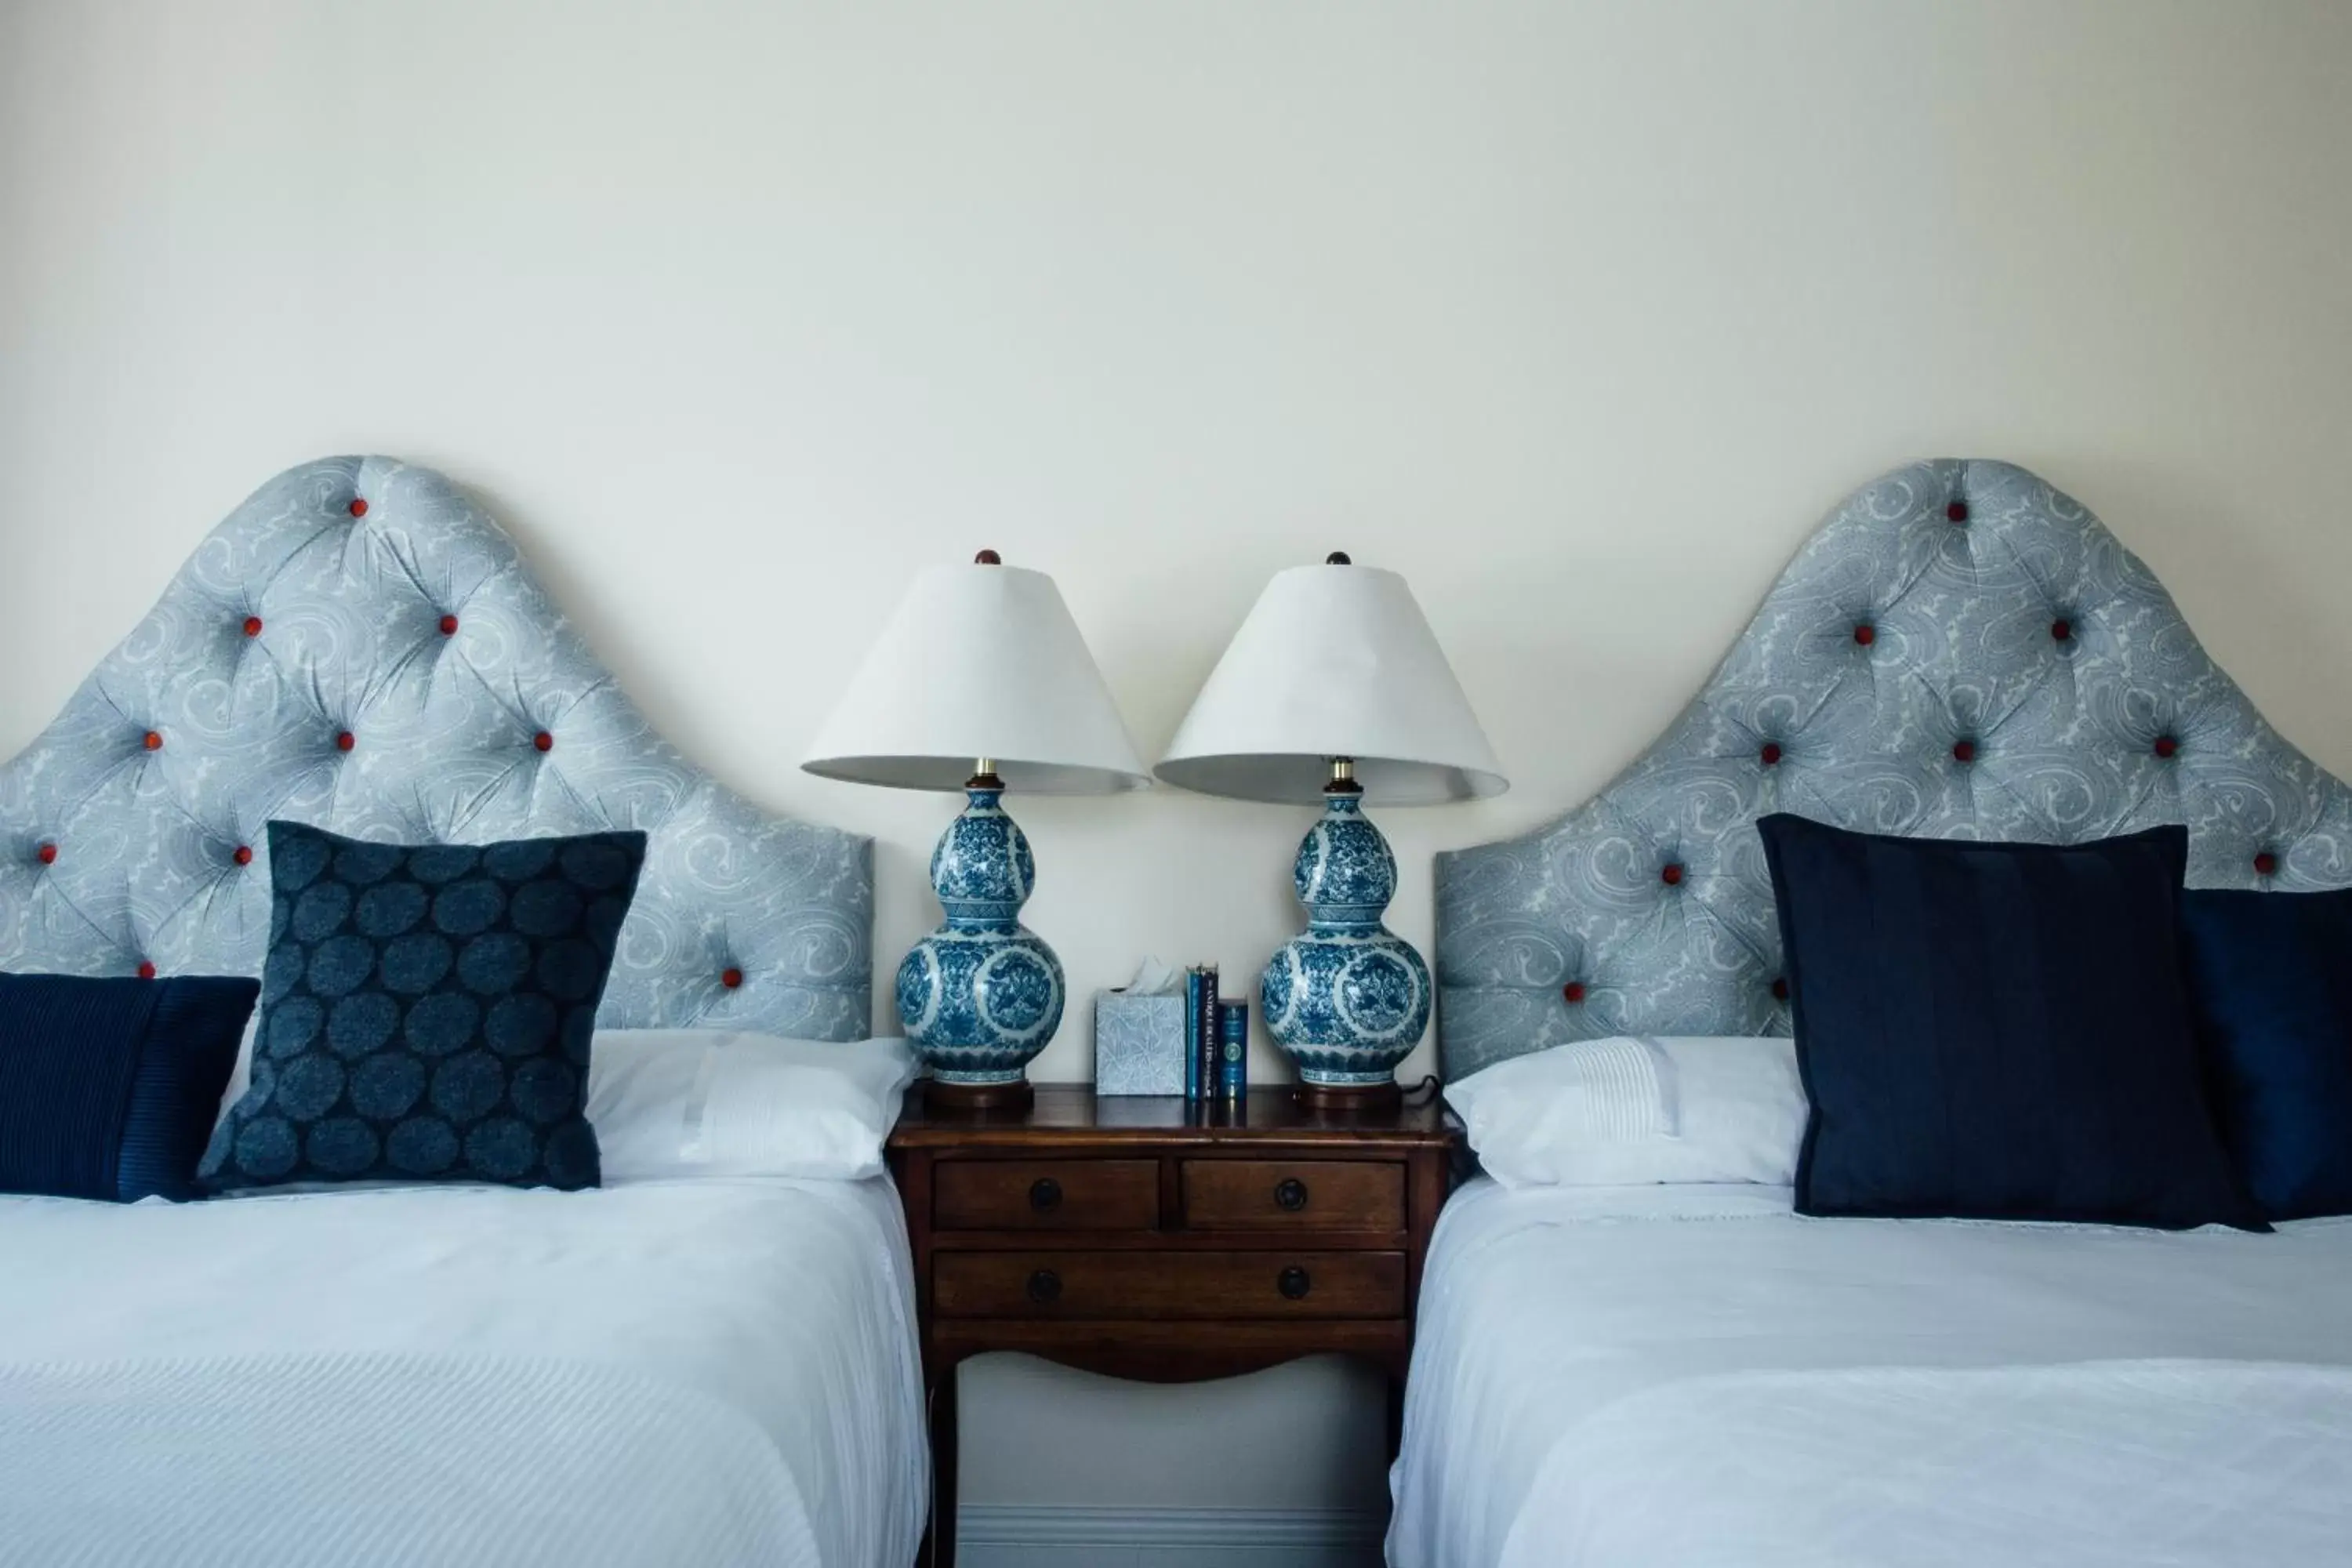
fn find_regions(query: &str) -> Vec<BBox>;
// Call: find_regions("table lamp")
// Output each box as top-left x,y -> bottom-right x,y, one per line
804,551 -> 1149,1108
1156,554 -> 1505,1106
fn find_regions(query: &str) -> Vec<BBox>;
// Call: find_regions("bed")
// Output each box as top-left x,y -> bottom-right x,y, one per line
0,457 -> 924,1568
1396,459 -> 2352,1566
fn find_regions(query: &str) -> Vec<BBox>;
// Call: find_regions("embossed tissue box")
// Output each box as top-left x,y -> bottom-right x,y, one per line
1094,991 -> 1189,1096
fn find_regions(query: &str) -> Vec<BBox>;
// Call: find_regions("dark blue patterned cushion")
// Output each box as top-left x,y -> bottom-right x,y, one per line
2181,887 -> 2352,1220
201,821 -> 644,1192
1759,814 -> 2265,1232
0,971 -> 257,1201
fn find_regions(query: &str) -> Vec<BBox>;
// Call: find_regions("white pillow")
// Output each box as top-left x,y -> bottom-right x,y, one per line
587,1029 -> 917,1182
1446,1036 -> 1807,1189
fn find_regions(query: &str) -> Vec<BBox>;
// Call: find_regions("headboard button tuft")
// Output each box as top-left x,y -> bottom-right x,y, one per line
1853,623 -> 1875,647
241,615 -> 263,637
233,845 -> 253,866
334,730 -> 356,753
2051,618 -> 2072,642
532,731 -> 554,753
35,843 -> 57,866
136,961 -> 155,980
720,967 -> 745,989
348,498 -> 368,518
1661,862 -> 1685,887
1946,500 -> 1970,523
1759,742 -> 1783,766
1951,739 -> 1978,764
2154,735 -> 2180,759
1771,977 -> 1790,1001
2255,851 -> 2280,877
142,731 -> 162,751
438,614 -> 459,636
1562,981 -> 1586,1004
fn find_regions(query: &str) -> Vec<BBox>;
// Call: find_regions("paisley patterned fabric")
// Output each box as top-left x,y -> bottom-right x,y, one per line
0,457 -> 873,1040
1436,459 -> 2352,1081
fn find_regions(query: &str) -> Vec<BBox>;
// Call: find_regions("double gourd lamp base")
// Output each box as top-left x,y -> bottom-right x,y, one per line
800,551 -> 1152,1110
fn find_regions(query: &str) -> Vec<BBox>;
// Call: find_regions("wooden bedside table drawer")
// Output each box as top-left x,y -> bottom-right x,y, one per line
934,1250 -> 1406,1319
933,1159 -> 1159,1231
1181,1159 -> 1404,1231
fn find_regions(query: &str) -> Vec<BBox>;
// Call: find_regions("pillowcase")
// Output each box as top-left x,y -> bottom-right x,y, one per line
0,971 -> 259,1202
2180,887 -> 2352,1220
588,1029 -> 918,1181
202,820 -> 646,1193
1446,1035 -> 1807,1189
1759,814 -> 2263,1231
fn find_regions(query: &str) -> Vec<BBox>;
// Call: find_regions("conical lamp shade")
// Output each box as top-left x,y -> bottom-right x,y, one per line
1156,562 -> 1506,805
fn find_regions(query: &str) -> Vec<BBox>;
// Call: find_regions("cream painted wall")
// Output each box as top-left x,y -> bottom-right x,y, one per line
6,0 -> 2352,1526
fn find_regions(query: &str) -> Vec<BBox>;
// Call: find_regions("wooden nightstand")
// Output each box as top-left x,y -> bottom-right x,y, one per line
887,1082 -> 1458,1567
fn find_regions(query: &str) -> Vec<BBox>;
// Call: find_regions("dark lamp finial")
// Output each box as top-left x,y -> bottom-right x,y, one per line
1325,551 -> 1352,565
975,549 -> 1003,565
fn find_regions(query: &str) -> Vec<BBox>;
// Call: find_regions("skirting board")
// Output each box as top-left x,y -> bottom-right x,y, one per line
957,1505 -> 1386,1568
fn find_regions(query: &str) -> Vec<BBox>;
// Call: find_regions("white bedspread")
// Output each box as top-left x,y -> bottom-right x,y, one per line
0,1176 -> 925,1568
1390,1179 -> 2352,1568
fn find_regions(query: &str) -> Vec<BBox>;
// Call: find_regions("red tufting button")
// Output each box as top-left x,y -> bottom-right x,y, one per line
1952,739 -> 1978,764
2154,735 -> 2180,759
335,730 -> 355,753
1946,500 -> 1969,523
136,961 -> 155,980
2051,618 -> 2072,642
1759,742 -> 1784,767
348,498 -> 368,517
35,843 -> 57,866
720,967 -> 744,990
233,845 -> 253,866
1771,977 -> 1790,1001
532,731 -> 554,753
242,615 -> 263,637
1563,982 -> 1586,1004
438,614 -> 459,636
142,731 -> 162,751
1661,863 -> 1685,887
2255,851 -> 2279,877
1853,623 -> 1876,647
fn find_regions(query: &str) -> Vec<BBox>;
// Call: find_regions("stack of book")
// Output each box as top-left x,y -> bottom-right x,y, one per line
1181,964 -> 1247,1102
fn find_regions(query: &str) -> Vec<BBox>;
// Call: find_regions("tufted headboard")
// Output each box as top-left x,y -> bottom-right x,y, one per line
1436,459 -> 2352,1080
0,456 -> 873,1040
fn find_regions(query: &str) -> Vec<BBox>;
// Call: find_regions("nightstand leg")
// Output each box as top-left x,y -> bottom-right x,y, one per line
922,1361 -> 959,1568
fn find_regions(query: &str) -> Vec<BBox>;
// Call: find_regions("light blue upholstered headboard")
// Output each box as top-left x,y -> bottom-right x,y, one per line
0,456 -> 873,1040
1436,459 -> 2352,1080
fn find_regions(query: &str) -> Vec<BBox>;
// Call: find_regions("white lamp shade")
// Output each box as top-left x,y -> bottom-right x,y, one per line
803,561 -> 1150,794
1156,562 -> 1507,805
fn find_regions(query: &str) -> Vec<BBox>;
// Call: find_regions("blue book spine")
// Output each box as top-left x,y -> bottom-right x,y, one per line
1196,967 -> 1220,1105
1182,969 -> 1202,1101
1218,1001 -> 1248,1098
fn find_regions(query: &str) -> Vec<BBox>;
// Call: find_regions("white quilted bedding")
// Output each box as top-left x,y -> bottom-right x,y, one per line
0,1176 -> 925,1568
1390,1180 -> 2352,1568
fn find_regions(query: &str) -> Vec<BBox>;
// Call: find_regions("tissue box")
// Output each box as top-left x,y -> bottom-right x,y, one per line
1094,990 -> 1189,1096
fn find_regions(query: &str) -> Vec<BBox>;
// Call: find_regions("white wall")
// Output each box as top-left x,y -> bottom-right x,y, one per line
7,0 -> 2352,1534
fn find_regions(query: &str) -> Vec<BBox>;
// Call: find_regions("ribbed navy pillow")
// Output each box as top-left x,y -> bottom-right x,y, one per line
1758,815 -> 2265,1232
2181,887 -> 2352,1221
0,971 -> 259,1202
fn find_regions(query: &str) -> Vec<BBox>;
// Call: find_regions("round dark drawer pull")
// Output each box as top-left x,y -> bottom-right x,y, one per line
1277,1265 -> 1312,1301
1273,1177 -> 1309,1212
1026,1269 -> 1062,1305
1029,1177 -> 1062,1213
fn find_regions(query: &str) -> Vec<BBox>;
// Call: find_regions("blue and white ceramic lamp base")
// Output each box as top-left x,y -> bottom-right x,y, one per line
1259,777 -> 1428,1103
895,776 -> 1064,1105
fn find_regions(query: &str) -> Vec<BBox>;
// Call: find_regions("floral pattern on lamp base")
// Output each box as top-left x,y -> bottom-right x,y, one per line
895,784 -> 1065,1085
1260,790 -> 1429,1089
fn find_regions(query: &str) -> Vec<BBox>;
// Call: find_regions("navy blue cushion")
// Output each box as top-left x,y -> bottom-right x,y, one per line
1758,815 -> 2263,1231
2181,887 -> 2352,1221
201,821 -> 645,1193
0,971 -> 258,1202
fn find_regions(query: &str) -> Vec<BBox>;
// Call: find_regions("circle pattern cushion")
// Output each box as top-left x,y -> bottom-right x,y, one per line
201,818 -> 646,1191
1436,459 -> 2352,1081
